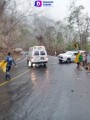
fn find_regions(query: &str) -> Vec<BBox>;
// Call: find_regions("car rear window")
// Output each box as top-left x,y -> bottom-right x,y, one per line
40,51 -> 45,55
34,51 -> 39,56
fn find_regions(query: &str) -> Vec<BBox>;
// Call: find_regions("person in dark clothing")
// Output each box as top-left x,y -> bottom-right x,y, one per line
5,52 -> 16,80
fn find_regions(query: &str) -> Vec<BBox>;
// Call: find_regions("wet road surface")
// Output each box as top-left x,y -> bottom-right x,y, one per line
0,56 -> 90,120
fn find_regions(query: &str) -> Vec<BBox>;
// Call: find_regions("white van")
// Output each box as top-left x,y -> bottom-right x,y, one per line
27,46 -> 48,67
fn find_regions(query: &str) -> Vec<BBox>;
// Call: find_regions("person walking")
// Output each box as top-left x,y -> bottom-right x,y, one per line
5,52 -> 17,80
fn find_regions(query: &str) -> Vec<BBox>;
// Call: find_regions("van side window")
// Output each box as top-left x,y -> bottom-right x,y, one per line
34,51 -> 39,56
40,51 -> 45,55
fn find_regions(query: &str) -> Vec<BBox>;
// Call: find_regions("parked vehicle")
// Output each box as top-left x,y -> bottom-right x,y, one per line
58,50 -> 86,63
27,46 -> 48,67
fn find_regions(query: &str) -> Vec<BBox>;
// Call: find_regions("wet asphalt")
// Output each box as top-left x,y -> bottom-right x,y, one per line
0,56 -> 90,120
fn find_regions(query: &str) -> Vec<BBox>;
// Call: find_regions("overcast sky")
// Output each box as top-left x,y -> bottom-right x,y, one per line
16,0 -> 90,20
44,0 -> 90,20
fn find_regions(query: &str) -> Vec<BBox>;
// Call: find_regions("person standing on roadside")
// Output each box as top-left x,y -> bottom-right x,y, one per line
5,52 -> 17,80
74,51 -> 81,68
82,52 -> 86,66
87,53 -> 90,73
79,53 -> 83,69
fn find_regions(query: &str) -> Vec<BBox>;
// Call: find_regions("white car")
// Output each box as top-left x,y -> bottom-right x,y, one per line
27,46 -> 48,67
58,51 -> 78,63
58,50 -> 86,63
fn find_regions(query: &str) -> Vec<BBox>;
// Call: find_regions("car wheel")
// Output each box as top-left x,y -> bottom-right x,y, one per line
67,58 -> 71,63
59,60 -> 62,64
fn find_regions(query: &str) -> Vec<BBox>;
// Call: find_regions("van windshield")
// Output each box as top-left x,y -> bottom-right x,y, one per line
34,51 -> 39,56
40,51 -> 45,55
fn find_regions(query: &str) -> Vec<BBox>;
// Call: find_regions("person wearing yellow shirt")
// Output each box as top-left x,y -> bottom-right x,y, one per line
74,51 -> 81,68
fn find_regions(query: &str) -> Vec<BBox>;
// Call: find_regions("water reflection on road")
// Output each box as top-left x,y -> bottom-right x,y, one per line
0,56 -> 90,120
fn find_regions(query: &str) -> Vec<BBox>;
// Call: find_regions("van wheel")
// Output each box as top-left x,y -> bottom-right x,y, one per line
44,64 -> 46,67
31,63 -> 33,68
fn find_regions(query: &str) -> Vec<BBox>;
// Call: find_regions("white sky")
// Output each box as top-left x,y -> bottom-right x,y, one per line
41,0 -> 90,20
16,0 -> 90,20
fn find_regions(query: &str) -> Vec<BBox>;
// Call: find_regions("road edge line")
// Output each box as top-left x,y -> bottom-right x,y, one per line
0,69 -> 30,87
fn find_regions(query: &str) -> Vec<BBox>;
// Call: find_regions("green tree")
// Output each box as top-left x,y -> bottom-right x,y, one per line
67,0 -> 90,50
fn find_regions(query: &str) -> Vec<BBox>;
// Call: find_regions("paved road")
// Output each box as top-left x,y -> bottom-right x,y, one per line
0,56 -> 90,120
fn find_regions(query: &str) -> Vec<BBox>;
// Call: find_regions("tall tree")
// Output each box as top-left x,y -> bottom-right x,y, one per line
68,0 -> 90,50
